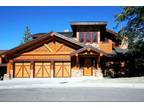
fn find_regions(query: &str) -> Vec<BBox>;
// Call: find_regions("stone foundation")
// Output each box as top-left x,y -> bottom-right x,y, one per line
71,69 -> 83,77
3,74 -> 8,80
72,68 -> 103,78
93,68 -> 97,76
95,68 -> 103,78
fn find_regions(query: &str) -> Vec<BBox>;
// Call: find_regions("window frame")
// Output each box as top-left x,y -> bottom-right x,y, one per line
79,32 -> 84,42
86,32 -> 91,43
92,32 -> 97,43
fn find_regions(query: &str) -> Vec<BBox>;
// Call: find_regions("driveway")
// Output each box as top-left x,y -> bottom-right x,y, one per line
0,87 -> 144,101
0,77 -> 144,101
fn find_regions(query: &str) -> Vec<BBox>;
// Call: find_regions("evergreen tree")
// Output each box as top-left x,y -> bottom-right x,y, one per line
115,7 -> 144,49
22,26 -> 32,44
115,7 -> 144,76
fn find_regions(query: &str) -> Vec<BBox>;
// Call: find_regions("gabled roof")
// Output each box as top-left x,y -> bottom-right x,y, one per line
58,32 -> 73,38
70,21 -> 107,26
105,29 -> 121,44
1,32 -> 85,58
0,50 -> 7,54
32,32 -> 73,39
32,33 -> 47,39
70,45 -> 114,57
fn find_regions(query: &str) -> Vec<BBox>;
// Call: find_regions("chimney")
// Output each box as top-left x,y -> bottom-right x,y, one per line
64,29 -> 69,32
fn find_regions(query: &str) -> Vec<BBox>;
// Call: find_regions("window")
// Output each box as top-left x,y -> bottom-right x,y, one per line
92,32 -> 97,42
79,32 -> 84,42
79,32 -> 98,43
104,37 -> 109,42
93,59 -> 96,67
86,32 -> 90,42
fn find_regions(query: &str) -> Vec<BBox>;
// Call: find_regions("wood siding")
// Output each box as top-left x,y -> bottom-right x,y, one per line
15,55 -> 71,61
23,41 -> 75,54
99,39 -> 112,53
15,41 -> 76,61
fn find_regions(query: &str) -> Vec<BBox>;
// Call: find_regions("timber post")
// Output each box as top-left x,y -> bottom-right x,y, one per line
30,61 -> 34,78
7,60 -> 13,79
76,54 -> 79,68
51,60 -> 54,78
97,55 -> 100,69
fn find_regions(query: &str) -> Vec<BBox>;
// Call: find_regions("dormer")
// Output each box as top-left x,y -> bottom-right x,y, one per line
70,21 -> 107,44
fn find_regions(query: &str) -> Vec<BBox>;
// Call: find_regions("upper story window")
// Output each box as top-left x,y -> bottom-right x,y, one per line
86,32 -> 90,42
79,32 -> 84,42
79,32 -> 97,43
92,32 -> 97,42
104,37 -> 109,42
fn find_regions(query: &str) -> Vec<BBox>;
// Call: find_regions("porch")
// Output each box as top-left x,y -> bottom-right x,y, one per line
71,46 -> 104,78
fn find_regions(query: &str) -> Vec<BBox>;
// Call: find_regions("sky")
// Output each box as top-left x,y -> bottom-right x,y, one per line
0,6 -> 124,50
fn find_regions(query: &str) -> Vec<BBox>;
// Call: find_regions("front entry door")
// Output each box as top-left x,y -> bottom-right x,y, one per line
84,58 -> 92,76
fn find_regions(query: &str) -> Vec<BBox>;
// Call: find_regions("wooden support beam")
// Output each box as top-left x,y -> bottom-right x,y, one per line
97,55 -> 100,69
51,60 -> 54,78
7,60 -> 13,79
30,61 -> 34,78
76,54 -> 79,67
55,44 -> 64,52
44,44 -> 53,53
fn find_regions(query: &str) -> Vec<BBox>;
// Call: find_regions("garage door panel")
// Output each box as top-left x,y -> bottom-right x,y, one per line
35,65 -> 42,77
23,63 -> 31,77
14,63 -> 30,78
63,65 -> 70,77
55,65 -> 62,77
15,65 -> 22,77
54,62 -> 71,78
43,65 -> 51,77
34,62 -> 51,78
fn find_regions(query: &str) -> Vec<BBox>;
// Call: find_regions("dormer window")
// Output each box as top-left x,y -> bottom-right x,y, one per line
86,32 -> 90,42
92,32 -> 97,42
79,32 -> 97,43
79,32 -> 84,42
104,37 -> 109,42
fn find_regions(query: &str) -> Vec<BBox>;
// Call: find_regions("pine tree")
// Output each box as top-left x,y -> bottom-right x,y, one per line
22,26 -> 32,44
115,7 -> 144,76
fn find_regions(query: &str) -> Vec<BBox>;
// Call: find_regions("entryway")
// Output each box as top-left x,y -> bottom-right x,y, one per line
84,58 -> 93,76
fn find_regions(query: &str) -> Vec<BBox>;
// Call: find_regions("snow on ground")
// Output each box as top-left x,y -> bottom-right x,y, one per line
0,77 -> 144,89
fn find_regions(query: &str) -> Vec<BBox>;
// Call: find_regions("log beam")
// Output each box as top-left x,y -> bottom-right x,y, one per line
30,61 -> 34,78
7,60 -> 13,79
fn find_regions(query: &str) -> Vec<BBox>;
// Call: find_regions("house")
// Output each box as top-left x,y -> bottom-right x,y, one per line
0,21 -> 128,79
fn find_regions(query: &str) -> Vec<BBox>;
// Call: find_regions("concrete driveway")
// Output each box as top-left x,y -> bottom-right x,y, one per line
0,87 -> 144,101
0,77 -> 144,101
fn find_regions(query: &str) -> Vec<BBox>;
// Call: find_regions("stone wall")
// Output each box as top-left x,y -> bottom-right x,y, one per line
71,69 -> 83,77
71,68 -> 103,78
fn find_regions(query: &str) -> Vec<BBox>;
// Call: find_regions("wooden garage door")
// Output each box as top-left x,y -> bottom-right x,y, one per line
14,62 -> 31,78
54,62 -> 71,78
34,62 -> 51,78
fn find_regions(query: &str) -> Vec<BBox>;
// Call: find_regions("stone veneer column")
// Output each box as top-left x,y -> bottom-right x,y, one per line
96,55 -> 103,78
